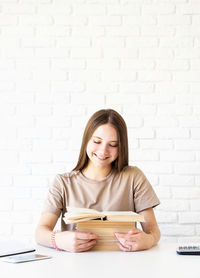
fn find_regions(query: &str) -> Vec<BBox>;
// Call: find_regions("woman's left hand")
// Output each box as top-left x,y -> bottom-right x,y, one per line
114,228 -> 154,252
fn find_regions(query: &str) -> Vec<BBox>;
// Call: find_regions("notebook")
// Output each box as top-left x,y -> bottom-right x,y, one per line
0,239 -> 35,257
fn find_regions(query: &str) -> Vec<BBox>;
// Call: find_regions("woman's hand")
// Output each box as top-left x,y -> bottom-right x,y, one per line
114,228 -> 155,252
55,230 -> 98,253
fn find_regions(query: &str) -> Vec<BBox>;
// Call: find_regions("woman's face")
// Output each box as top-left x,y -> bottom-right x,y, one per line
86,123 -> 119,169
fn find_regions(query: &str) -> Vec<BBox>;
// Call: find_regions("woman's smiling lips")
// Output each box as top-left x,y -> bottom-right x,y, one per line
94,153 -> 109,161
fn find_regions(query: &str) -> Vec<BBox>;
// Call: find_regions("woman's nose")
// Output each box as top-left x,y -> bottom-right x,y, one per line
98,144 -> 108,154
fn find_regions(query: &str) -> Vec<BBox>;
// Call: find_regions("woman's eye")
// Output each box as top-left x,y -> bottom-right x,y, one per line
93,140 -> 100,144
110,144 -> 118,148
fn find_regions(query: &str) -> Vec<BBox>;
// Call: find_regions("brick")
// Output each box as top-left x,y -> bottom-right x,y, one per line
13,176 -> 48,188
53,15 -> 87,25
172,187 -> 200,199
144,116 -> 178,128
191,128 -> 200,138
71,48 -> 101,58
160,175 -> 194,186
31,164 -> 66,175
136,162 -> 173,174
160,200 -> 189,211
121,59 -> 154,70
176,25 -> 200,36
129,149 -> 159,161
107,4 -> 140,15
53,150 -> 79,162
36,26 -> 70,36
179,4 -> 200,14
36,116 -> 71,128
141,26 -> 174,36
0,15 -> 18,25
123,104 -> 156,115
72,26 -> 104,36
35,48 -> 69,58
191,200 -> 200,211
179,212 -> 200,224
21,37 -> 55,47
157,104 -> 191,115
155,82 -> 189,94
140,139 -> 173,149
158,15 -> 191,25
1,3 -> 35,13
51,81 -> 84,93
140,48 -> 173,59
86,59 -> 119,70
0,176 -> 12,187
119,82 -> 154,94
160,224 -> 195,236
73,4 -> 106,15
141,93 -> 174,104
191,59 -> 200,70
87,81 -> 118,93
156,59 -> 189,70
71,93 -> 105,105
56,37 -> 90,48
106,93 -> 139,105
52,104 -> 85,116
123,117 -> 143,128
20,151 -> 52,163
123,15 -> 156,25
106,26 -> 140,36
138,71 -> 171,82
160,37 -> 193,47
126,38 -> 158,48
10,212 -> 32,224
156,128 -> 189,139
160,151 -> 195,162
155,211 -> 177,223
102,71 -> 136,81
175,48 -> 200,59
38,3 -> 71,14
179,116 -> 200,127
175,163 -> 200,175
103,48 -> 138,58
154,186 -> 171,199
13,224 -> 36,236
52,58 -> 85,70
93,38 -> 124,47
0,151 -> 18,164
142,4 -> 175,14
19,15 -> 53,25
89,16 -> 121,25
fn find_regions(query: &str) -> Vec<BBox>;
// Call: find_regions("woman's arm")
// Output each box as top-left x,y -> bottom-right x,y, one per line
35,212 -> 98,252
114,208 -> 160,252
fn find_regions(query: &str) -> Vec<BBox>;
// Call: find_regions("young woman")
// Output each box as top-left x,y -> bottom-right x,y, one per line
35,109 -> 160,252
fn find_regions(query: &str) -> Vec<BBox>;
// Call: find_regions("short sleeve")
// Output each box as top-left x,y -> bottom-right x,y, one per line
133,167 -> 160,213
42,175 -> 64,217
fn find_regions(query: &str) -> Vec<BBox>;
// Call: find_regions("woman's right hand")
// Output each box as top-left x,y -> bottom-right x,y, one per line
55,230 -> 98,252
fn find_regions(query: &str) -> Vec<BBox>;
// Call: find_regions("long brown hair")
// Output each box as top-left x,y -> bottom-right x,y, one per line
73,109 -> 129,172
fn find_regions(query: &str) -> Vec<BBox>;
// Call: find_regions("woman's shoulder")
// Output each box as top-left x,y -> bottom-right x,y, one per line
122,165 -> 143,175
55,170 -> 80,180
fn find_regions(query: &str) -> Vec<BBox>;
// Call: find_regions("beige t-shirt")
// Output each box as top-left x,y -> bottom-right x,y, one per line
43,166 -> 160,231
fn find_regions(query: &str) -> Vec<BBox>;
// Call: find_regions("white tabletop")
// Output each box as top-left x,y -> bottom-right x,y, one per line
1,242 -> 200,278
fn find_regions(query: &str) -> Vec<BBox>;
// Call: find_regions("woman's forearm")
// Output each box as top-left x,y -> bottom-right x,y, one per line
35,225 -> 53,248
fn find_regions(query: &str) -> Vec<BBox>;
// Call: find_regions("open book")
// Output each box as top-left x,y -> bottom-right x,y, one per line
63,207 -> 144,224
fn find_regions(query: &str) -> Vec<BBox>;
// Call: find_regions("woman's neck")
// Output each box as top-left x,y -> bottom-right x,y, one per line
82,164 -> 112,181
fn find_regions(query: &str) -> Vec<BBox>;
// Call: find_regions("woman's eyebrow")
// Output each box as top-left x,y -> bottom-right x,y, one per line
93,136 -> 118,142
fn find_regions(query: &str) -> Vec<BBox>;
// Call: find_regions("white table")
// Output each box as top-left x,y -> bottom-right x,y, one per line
1,243 -> 200,278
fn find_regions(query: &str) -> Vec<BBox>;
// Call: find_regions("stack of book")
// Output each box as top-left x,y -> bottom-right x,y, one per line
63,207 -> 144,251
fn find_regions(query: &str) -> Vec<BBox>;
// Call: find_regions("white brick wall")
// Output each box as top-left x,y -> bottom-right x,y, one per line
0,0 -> 200,244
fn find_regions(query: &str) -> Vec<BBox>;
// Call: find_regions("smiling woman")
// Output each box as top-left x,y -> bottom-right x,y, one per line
83,123 -> 119,180
35,109 -> 160,253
